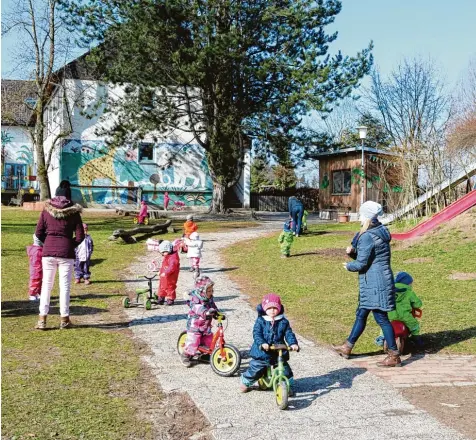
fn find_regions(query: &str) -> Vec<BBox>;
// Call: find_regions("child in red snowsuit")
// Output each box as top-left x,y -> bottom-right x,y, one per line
27,234 -> 43,301
157,240 -> 180,305
138,201 -> 148,224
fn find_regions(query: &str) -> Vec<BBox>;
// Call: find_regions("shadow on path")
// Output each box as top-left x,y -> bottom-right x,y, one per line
289,367 -> 367,410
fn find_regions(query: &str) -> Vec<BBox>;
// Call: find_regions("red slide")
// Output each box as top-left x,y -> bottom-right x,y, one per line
391,190 -> 476,240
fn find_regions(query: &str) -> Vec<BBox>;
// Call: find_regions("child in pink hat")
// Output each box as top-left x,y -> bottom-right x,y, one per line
240,293 -> 299,394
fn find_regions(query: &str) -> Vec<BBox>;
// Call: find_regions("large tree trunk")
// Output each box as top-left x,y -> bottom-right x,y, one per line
209,180 -> 226,213
35,106 -> 51,201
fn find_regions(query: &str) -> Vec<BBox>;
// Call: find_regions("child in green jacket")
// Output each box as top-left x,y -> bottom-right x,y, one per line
376,271 -> 423,347
278,219 -> 294,258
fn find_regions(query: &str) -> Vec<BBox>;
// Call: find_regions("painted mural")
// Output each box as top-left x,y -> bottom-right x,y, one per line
61,140 -> 213,206
1,129 -> 38,192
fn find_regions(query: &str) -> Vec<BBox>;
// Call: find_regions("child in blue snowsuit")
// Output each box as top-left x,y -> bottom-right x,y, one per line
240,294 -> 299,394
74,223 -> 94,285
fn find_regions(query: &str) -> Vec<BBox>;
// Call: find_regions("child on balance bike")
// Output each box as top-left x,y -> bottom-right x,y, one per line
240,294 -> 299,395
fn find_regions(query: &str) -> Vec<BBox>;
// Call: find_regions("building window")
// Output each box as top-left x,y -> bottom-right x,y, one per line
138,143 -> 154,162
332,169 -> 351,195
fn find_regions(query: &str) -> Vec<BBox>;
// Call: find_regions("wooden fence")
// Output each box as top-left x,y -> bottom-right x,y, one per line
250,188 -> 319,212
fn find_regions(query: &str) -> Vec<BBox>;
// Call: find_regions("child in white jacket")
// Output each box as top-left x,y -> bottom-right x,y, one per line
185,232 -> 203,277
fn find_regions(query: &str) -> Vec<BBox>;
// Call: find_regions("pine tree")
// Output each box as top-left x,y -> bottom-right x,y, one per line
65,0 -> 372,212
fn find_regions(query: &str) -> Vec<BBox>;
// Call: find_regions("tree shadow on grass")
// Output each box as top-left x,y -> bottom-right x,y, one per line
90,258 -> 107,266
288,367 -> 367,410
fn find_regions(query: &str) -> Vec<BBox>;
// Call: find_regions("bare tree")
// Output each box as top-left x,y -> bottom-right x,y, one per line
448,57 -> 476,165
368,57 -> 453,215
2,0 -> 81,199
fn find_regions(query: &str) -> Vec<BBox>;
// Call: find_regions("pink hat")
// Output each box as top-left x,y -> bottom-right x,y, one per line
82,223 -> 88,229
262,293 -> 282,313
195,276 -> 214,290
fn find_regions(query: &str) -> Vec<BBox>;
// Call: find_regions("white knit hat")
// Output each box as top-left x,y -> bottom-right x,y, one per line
359,201 -> 383,220
158,240 -> 173,253
189,232 -> 199,240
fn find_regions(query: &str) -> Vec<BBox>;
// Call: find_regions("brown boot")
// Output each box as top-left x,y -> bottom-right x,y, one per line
377,350 -> 402,367
34,315 -> 47,330
60,316 -> 72,329
332,341 -> 353,359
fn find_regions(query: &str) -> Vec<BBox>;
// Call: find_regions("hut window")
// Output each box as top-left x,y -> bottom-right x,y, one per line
332,170 -> 351,195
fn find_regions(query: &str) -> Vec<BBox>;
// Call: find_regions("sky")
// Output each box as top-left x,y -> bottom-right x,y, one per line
2,0 -> 475,183
2,0 -> 475,85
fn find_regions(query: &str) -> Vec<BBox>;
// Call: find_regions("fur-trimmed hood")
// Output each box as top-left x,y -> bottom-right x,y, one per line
45,197 -> 83,219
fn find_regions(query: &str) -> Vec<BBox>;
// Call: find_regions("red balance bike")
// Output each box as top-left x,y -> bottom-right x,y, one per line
177,313 -> 241,377
384,308 -> 422,354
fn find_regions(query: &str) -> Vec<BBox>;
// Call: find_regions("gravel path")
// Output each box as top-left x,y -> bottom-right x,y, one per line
124,222 -> 466,440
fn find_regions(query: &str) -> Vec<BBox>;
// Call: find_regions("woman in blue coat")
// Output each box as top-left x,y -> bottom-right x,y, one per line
333,201 -> 401,367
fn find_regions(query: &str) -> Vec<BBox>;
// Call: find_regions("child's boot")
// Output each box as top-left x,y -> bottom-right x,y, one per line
180,353 -> 192,367
84,279 -> 91,285
34,315 -> 47,330
60,316 -> 72,329
377,349 -> 402,367
157,297 -> 165,305
331,340 -> 353,359
74,278 -> 81,284
239,383 -> 251,393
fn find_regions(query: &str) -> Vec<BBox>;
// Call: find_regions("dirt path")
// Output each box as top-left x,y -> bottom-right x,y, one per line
124,223 -> 468,440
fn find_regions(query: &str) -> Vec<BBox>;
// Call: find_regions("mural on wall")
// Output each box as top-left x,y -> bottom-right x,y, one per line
1,129 -> 37,191
61,140 -> 213,205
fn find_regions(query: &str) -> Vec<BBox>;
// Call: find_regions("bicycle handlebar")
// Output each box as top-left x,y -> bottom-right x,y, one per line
269,344 -> 300,352
137,274 -> 157,280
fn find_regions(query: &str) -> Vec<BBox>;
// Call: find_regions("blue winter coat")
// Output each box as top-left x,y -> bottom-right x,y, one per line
346,224 -> 395,311
249,305 -> 298,362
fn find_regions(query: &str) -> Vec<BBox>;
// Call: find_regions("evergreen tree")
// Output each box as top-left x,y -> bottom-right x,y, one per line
340,113 -> 392,150
250,155 -> 273,192
65,0 -> 372,212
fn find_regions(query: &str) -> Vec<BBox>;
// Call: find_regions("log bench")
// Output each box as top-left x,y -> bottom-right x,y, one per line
109,219 -> 172,243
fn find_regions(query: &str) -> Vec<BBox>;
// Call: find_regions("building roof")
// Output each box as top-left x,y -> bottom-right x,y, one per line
1,80 -> 37,126
312,146 -> 400,158
54,51 -> 101,81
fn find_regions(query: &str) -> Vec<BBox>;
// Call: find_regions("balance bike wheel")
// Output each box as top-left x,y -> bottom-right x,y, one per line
122,297 -> 131,308
145,299 -> 152,310
176,331 -> 187,355
275,380 -> 289,410
210,344 -> 241,377
133,217 -> 138,224
144,217 -> 149,225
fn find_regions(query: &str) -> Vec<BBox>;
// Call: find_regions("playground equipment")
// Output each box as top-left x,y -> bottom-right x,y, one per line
122,274 -> 159,310
383,309 -> 422,354
391,190 -> 475,240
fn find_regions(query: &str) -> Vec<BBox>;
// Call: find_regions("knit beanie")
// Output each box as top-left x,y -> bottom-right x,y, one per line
83,223 -> 88,229
283,220 -> 293,233
261,293 -> 282,313
195,275 -> 214,290
186,214 -> 194,221
359,201 -> 383,220
395,271 -> 413,285
189,232 -> 199,240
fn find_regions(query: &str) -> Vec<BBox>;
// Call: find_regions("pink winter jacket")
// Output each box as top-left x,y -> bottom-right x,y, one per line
27,244 -> 43,296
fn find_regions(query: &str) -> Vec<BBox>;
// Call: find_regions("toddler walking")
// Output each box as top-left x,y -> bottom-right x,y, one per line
185,231 -> 203,277
278,219 -> 294,258
74,223 -> 94,285
157,240 -> 180,305
27,234 -> 44,301
180,276 -> 220,367
138,201 -> 148,224
240,294 -> 299,394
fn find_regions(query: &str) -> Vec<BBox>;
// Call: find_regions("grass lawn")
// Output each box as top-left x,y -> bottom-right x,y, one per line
1,208 -> 256,439
222,218 -> 476,355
